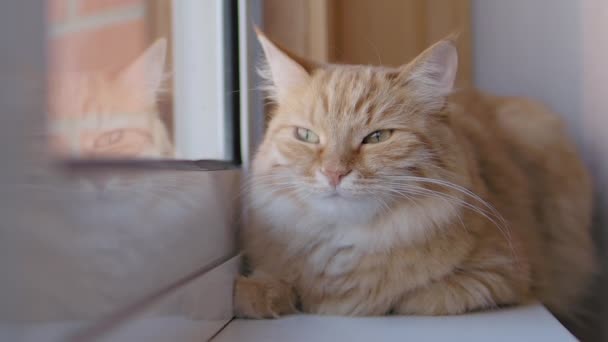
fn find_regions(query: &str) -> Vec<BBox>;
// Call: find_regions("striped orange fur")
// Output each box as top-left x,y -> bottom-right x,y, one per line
236,30 -> 596,320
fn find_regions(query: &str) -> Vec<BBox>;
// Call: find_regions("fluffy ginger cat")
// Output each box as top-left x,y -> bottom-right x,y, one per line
48,38 -> 173,159
235,30 -> 597,319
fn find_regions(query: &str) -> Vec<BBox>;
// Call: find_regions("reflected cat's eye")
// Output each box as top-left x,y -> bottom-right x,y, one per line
295,127 -> 320,144
362,130 -> 393,144
94,130 -> 124,148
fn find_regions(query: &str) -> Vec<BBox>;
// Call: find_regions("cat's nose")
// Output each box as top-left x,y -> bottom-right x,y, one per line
321,168 -> 352,187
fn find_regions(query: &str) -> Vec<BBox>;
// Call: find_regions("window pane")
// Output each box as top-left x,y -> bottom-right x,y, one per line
46,0 -> 238,161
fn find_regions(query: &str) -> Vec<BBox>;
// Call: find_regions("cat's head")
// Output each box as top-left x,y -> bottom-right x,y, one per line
49,38 -> 173,158
251,30 -> 462,222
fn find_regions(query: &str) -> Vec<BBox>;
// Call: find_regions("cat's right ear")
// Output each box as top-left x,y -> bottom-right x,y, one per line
119,38 -> 167,100
255,27 -> 315,102
398,37 -> 459,113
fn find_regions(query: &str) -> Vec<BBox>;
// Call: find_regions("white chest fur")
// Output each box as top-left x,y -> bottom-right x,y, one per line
259,196 -> 457,272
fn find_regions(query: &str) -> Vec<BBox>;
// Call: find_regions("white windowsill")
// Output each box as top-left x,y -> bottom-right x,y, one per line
212,304 -> 576,342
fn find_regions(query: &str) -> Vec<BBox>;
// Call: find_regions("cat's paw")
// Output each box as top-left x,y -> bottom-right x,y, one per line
234,275 -> 298,319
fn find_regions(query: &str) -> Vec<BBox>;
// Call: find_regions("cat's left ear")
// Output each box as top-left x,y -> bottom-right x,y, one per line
399,38 -> 458,111
119,38 -> 167,98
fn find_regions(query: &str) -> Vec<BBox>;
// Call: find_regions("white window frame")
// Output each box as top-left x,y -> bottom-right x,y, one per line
238,0 -> 265,167
172,0 -> 235,161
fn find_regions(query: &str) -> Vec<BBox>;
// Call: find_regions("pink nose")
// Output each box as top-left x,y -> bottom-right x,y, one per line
321,168 -> 352,187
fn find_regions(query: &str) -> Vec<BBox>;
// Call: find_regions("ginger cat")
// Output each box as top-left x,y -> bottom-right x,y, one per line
235,30 -> 596,320
48,38 -> 173,159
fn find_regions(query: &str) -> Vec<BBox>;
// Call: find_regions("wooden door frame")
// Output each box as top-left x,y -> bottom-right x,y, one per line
262,0 -> 472,86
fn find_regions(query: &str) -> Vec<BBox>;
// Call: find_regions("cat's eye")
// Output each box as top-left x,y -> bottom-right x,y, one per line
89,129 -> 152,156
362,130 -> 393,144
295,127 -> 320,144
94,130 -> 124,148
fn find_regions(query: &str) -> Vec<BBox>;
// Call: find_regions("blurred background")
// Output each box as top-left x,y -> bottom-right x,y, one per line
1,0 -> 606,341
47,0 -> 178,160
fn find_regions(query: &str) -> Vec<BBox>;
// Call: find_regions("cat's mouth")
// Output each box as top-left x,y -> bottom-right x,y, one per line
319,187 -> 357,200
315,188 -> 343,200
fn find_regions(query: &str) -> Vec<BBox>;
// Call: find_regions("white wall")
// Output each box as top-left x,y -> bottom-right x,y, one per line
472,0 -> 583,137
582,1 -> 608,191
581,3 -> 608,340
473,1 -> 607,340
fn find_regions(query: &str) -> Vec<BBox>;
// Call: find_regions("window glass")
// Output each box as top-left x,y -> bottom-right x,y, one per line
47,0 -> 238,161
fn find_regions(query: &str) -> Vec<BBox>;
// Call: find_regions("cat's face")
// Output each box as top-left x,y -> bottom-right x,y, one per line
49,39 -> 173,158
252,32 -> 459,220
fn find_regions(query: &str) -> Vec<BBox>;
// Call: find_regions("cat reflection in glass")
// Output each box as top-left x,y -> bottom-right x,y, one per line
48,39 -> 173,159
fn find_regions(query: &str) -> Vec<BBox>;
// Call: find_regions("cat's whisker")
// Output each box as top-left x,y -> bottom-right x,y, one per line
391,176 -> 508,225
384,185 -> 470,233
379,177 -> 505,226
359,188 -> 392,214
378,181 -> 515,254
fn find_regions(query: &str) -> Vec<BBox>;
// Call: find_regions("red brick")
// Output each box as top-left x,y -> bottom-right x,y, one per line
49,19 -> 148,72
78,0 -> 143,15
48,0 -> 68,23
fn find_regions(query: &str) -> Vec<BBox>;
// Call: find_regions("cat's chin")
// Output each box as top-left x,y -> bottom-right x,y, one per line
318,193 -> 350,201
317,186 -> 362,199
313,187 -> 379,205
308,192 -> 383,223
319,190 -> 343,199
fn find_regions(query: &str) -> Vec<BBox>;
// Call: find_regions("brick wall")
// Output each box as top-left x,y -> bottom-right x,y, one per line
48,0 -> 150,71
47,0 -> 175,157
